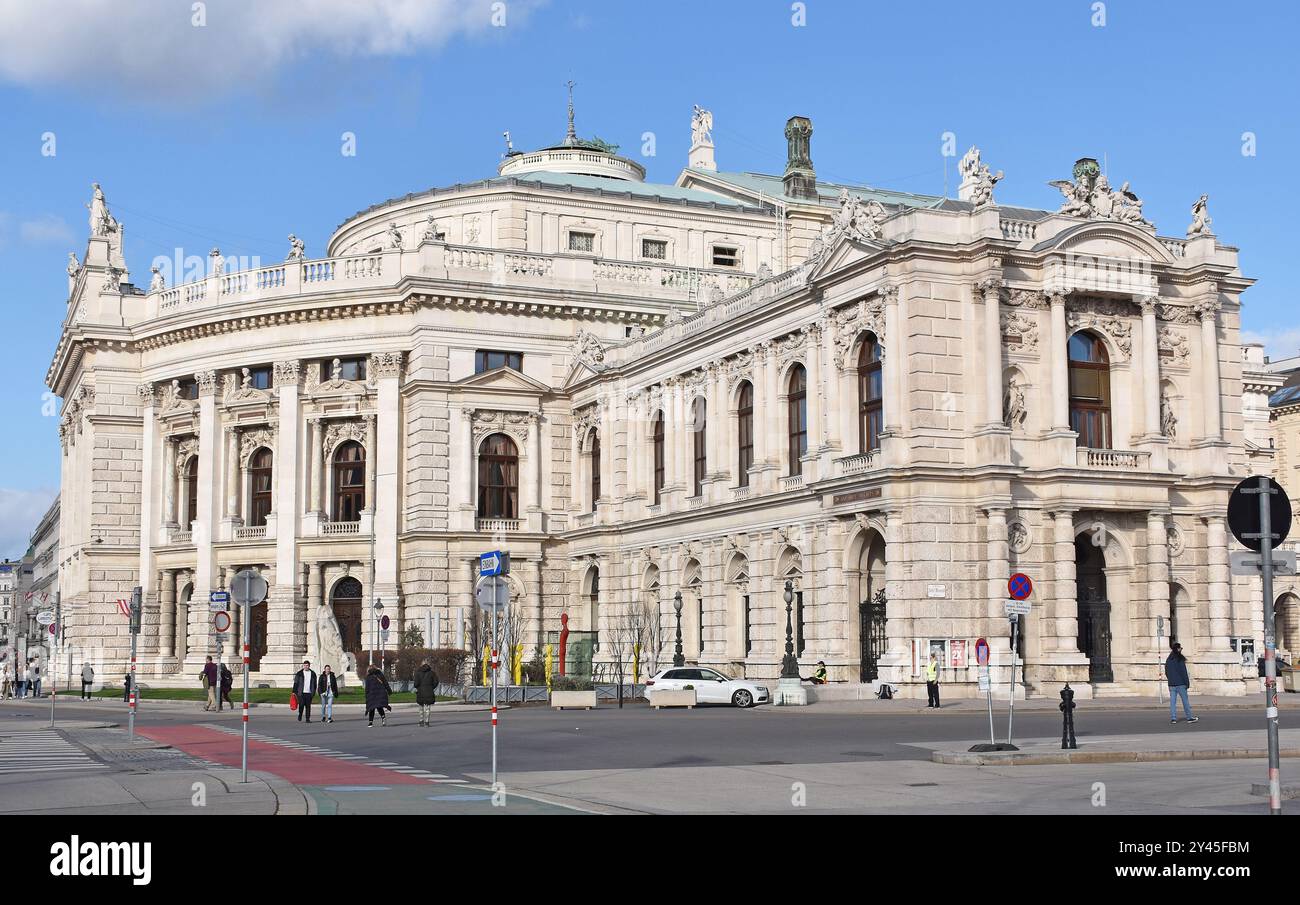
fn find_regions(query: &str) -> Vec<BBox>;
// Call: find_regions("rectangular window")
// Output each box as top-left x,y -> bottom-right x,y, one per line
641,238 -> 667,260
321,357 -> 367,383
247,366 -> 272,390
711,245 -> 739,267
568,231 -> 595,253
176,378 -> 198,400
474,350 -> 523,373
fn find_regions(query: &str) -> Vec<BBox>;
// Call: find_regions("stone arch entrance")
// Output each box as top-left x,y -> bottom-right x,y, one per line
330,577 -> 364,667
1075,537 -> 1113,683
847,526 -> 887,683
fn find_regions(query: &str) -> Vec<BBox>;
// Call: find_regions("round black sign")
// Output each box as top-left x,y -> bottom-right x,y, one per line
1227,476 -> 1292,551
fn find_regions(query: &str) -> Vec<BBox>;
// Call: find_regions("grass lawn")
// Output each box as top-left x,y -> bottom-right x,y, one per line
57,686 -> 458,704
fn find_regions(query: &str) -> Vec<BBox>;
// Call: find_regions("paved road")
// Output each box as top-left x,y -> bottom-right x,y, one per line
2,699 -> 1290,814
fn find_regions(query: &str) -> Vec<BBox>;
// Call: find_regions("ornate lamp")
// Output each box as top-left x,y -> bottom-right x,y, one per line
780,579 -> 800,680
672,591 -> 685,667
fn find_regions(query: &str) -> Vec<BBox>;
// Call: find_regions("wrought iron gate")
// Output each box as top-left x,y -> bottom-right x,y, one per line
859,589 -> 888,682
1078,591 -> 1113,684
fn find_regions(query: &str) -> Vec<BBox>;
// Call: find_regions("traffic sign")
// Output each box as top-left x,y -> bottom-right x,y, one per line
380,615 -> 390,631
209,590 -> 230,605
230,569 -> 268,607
1156,615 -> 1165,637
214,633 -> 229,642
978,668 -> 990,693
480,550 -> 510,577
975,637 -> 990,666
1008,573 -> 1033,601
49,624 -> 57,636
35,610 -> 56,626
1230,550 -> 1298,577
1004,600 -> 1032,617
380,630 -> 389,644
208,601 -> 227,612
212,611 -> 231,633
1227,476 -> 1292,552
476,579 -> 508,612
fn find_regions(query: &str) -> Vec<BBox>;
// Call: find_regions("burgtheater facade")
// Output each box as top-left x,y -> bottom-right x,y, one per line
47,108 -> 1268,696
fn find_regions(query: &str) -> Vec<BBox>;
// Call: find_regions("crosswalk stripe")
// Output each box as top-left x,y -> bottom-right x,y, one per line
0,734 -> 105,776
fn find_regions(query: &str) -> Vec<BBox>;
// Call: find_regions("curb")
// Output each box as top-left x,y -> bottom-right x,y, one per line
933,746 -> 1300,766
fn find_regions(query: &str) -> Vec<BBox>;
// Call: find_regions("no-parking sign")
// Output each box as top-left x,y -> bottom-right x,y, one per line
975,637 -> 990,666
1008,572 -> 1033,600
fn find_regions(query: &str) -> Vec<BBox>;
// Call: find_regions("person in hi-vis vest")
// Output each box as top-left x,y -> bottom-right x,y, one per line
925,652 -> 941,709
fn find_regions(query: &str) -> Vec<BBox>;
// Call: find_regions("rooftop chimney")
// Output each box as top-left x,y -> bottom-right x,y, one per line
783,115 -> 816,200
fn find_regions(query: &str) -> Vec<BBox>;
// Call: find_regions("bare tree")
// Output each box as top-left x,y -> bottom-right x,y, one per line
606,604 -> 634,708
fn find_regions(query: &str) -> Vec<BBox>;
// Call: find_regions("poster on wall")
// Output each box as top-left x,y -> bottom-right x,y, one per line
928,639 -> 949,668
950,639 -> 968,668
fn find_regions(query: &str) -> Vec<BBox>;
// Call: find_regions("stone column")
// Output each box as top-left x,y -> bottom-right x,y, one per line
662,378 -> 680,494
223,565 -> 239,661
882,286 -> 902,433
307,418 -> 321,513
986,507 -> 1010,634
1207,516 -> 1231,650
706,364 -> 723,483
373,353 -> 402,596
1146,512 -> 1170,659
1197,288 -> 1222,440
363,413 -> 377,513
763,342 -> 780,479
520,412 -> 538,516
138,384 -> 157,602
453,408 -> 473,522
191,369 -> 219,671
1050,510 -> 1078,654
822,320 -> 841,451
1049,291 -> 1070,430
978,278 -> 1003,425
626,392 -> 642,502
1139,295 -> 1161,436
805,323 -> 823,453
160,568 -> 176,658
269,360 -> 303,673
880,509 -> 908,674
307,562 -> 323,659
596,397 -> 611,512
162,435 -> 177,526
752,342 -> 773,472
175,571 -> 189,661
225,427 -> 240,519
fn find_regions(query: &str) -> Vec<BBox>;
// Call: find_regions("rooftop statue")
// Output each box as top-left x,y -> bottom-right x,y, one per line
1187,194 -> 1213,237
67,252 -> 79,278
387,221 -> 404,250
286,234 -> 305,261
1048,158 -> 1154,228
691,105 -> 714,147
969,158 -> 1003,207
831,188 -> 888,244
149,265 -> 165,292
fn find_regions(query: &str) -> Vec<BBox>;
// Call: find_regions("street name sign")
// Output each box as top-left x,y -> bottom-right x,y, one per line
35,611 -> 56,625
1229,550 -> 1298,578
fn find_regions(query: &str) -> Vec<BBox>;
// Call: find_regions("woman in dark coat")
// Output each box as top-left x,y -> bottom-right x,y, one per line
413,660 -> 439,727
364,665 -> 392,727
219,664 -> 234,710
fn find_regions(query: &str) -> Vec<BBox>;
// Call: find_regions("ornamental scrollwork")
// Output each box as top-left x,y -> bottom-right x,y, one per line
1004,288 -> 1049,309
470,409 -> 534,447
1001,311 -> 1040,353
175,437 -> 200,473
273,360 -> 301,388
831,294 -> 885,370
196,370 -> 218,397
1067,310 -> 1132,360
239,428 -> 277,466
321,419 -> 367,459
1157,326 -> 1190,366
369,351 -> 404,380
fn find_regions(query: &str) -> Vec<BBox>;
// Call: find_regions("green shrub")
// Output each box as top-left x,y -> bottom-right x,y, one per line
550,675 -> 594,692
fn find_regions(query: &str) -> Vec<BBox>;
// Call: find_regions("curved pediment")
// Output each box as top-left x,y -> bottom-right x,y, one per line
1033,221 -> 1177,265
806,230 -> 889,283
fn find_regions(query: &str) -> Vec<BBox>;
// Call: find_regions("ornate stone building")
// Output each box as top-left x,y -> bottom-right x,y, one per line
46,108 -> 1270,696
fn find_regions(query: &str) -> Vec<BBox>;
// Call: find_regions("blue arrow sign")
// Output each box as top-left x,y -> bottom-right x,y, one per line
480,551 -> 509,577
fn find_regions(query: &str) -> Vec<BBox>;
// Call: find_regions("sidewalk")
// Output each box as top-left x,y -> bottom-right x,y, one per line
10,697 -> 493,713
774,692 -> 1296,715
0,723 -> 312,815
925,727 -> 1300,766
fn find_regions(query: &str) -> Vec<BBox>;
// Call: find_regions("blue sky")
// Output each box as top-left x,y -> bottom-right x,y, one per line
0,0 -> 1297,557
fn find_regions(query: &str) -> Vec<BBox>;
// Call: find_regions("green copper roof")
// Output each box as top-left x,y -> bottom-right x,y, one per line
689,169 -> 949,208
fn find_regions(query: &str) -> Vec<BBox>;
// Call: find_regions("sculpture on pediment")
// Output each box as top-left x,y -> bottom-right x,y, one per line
286,234 -> 305,261
240,368 -> 253,391
1186,194 -> 1212,237
1049,158 -> 1154,228
322,420 -> 367,458
86,183 -> 118,237
67,252 -> 80,279
572,329 -> 607,370
1003,374 -> 1027,429
161,379 -> 182,411
420,215 -> 444,243
101,266 -> 122,292
832,188 -> 889,244
965,149 -> 1003,207
149,265 -> 165,292
464,216 -> 481,246
1160,391 -> 1178,441
386,221 -> 403,250
756,262 -> 772,281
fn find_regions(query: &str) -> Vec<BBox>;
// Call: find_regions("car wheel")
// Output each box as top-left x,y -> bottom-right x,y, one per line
732,689 -> 754,708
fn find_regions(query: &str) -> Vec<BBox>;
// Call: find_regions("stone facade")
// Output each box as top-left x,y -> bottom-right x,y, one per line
45,111 -> 1272,696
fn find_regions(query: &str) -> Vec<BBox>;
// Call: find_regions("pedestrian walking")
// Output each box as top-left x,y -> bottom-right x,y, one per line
1,660 -> 12,699
319,666 -> 338,723
16,660 -> 27,698
219,663 -> 234,710
364,664 -> 391,727
123,672 -> 132,703
200,656 -> 217,711
80,663 -> 95,700
30,660 -> 41,698
1166,642 -> 1198,724
293,660 -> 318,723
414,658 -> 439,726
925,651 -> 941,709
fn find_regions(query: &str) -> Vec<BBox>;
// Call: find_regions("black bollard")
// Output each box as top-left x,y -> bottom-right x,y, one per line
1059,683 -> 1077,749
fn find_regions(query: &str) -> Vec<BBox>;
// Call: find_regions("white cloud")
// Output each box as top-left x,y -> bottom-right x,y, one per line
19,214 -> 73,245
1242,327 -> 1300,361
0,0 -> 535,102
0,487 -> 56,561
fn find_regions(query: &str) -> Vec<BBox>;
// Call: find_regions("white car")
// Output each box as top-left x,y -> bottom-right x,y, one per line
645,666 -> 769,707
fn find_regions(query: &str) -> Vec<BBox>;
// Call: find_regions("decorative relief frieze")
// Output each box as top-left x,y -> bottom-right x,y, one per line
196,370 -> 218,397
369,351 -> 404,380
321,419 -> 366,458
175,437 -> 199,472
273,360 -> 301,388
1157,326 -> 1191,366
1067,309 -> 1133,359
239,427 -> 276,465
831,294 -> 885,370
1001,311 -> 1040,353
137,383 -> 156,407
469,409 -> 534,446
1004,288 -> 1049,309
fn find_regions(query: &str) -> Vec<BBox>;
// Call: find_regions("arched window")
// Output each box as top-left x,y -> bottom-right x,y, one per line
691,398 -> 707,498
787,365 -> 807,476
737,381 -> 754,487
477,433 -> 518,519
858,335 -> 883,452
248,448 -> 273,527
183,457 -> 198,525
1068,332 -> 1112,449
333,441 -> 366,522
652,410 -> 665,505
588,429 -> 600,513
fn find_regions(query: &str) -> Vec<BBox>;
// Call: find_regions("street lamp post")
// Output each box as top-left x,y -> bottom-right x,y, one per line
672,592 -> 684,667
774,579 -> 808,705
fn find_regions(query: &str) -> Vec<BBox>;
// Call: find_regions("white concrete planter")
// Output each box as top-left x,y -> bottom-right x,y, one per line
649,688 -> 696,709
551,690 -> 597,710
